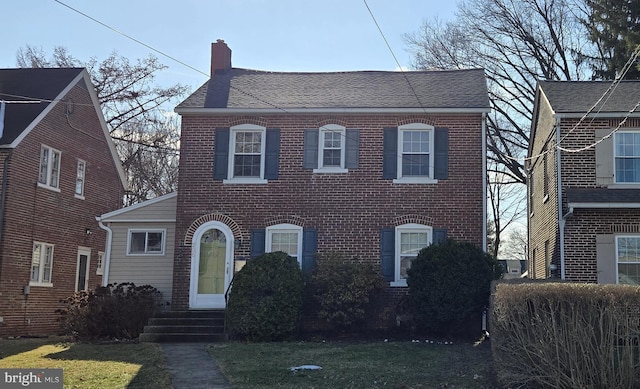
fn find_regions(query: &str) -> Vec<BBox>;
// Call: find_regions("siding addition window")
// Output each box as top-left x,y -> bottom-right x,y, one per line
127,229 -> 165,255
616,236 -> 640,284
75,159 -> 86,198
394,224 -> 432,286
266,224 -> 303,266
31,242 -> 54,286
38,145 -> 61,190
614,132 -> 640,183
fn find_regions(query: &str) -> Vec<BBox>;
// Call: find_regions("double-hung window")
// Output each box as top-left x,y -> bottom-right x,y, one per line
317,124 -> 347,172
399,125 -> 432,179
394,224 -> 432,286
231,126 -> 264,179
96,251 -> 105,275
266,224 -> 303,266
31,242 -> 54,286
127,229 -> 165,255
614,131 -> 640,183
616,236 -> 640,284
38,145 -> 61,190
75,159 -> 86,198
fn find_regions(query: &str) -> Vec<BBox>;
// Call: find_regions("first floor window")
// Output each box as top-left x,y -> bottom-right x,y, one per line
38,145 -> 61,189
31,242 -> 54,285
266,224 -> 303,265
395,224 -> 432,284
617,236 -> 640,284
128,230 -> 165,255
96,251 -> 105,275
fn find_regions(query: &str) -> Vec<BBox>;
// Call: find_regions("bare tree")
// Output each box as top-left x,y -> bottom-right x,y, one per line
500,226 -> 528,261
17,45 -> 188,205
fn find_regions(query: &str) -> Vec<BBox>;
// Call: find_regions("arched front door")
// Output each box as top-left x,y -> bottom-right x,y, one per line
189,221 -> 234,309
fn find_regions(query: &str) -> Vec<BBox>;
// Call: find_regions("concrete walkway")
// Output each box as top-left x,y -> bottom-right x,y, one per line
160,343 -> 232,389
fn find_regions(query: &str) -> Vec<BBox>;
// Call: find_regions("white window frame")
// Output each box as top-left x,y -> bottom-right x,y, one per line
75,159 -> 86,199
127,229 -> 166,256
314,124 -> 348,174
394,123 -> 436,184
75,247 -> 91,292
614,131 -> 640,184
392,223 -> 432,287
266,223 -> 303,267
30,242 -> 54,287
225,124 -> 267,184
615,235 -> 640,285
38,144 -> 61,191
96,251 -> 105,275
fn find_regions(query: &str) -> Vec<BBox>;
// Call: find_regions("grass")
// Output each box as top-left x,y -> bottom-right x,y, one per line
0,337 -> 172,389
208,338 -> 498,388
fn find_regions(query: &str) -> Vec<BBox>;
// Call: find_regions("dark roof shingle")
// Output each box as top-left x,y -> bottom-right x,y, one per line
0,68 -> 83,145
177,68 -> 489,110
539,80 -> 640,114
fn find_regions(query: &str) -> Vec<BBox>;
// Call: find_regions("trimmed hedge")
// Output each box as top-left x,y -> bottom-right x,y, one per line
491,281 -> 640,388
227,252 -> 304,341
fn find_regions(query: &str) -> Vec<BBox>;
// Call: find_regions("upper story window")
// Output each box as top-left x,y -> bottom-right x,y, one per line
304,125 -> 359,173
616,236 -> 640,284
614,131 -> 640,183
38,145 -> 61,190
75,159 -> 86,198
214,125 -> 280,184
127,229 -> 165,255
383,124 -> 448,184
31,242 -> 54,286
266,223 -> 303,265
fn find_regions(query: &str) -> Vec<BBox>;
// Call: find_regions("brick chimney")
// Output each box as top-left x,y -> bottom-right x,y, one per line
211,39 -> 232,75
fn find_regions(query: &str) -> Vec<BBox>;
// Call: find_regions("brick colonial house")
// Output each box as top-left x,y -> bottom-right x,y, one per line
0,68 -> 126,336
163,40 -> 490,318
528,80 -> 640,283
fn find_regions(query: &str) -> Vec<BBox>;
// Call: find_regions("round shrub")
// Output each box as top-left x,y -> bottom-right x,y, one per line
227,251 -> 304,341
407,239 -> 503,337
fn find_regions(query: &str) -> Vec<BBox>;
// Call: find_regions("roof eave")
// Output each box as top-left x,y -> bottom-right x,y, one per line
554,112 -> 640,119
175,107 -> 491,115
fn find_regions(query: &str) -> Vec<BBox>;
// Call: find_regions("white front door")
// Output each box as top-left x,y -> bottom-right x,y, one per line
189,222 -> 234,309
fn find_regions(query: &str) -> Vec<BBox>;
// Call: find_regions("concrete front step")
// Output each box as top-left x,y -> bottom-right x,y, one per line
140,310 -> 227,343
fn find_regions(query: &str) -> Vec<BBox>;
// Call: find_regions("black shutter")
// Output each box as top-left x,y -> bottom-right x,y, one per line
213,128 -> 230,179
380,228 -> 395,281
433,127 -> 449,180
250,229 -> 266,258
383,128 -> 398,179
264,128 -> 280,180
433,229 -> 447,245
345,129 -> 360,169
302,228 -> 318,275
303,129 -> 319,169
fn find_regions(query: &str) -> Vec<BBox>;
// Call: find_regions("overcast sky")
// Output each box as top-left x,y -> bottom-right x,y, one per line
2,0 -> 458,92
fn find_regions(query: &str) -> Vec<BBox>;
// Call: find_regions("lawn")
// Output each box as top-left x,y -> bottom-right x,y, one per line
1,336 -> 498,388
208,338 -> 498,388
0,337 -> 172,389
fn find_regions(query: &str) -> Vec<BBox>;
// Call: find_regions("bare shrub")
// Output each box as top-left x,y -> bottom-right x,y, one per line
491,281 -> 640,388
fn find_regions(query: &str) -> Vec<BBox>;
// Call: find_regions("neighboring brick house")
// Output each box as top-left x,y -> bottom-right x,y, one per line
167,40 -> 489,321
0,68 -> 126,336
528,80 -> 640,283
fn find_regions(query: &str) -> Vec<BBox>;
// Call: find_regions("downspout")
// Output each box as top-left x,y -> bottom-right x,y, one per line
97,219 -> 113,286
556,117 -> 567,280
0,150 -> 12,250
482,112 -> 488,252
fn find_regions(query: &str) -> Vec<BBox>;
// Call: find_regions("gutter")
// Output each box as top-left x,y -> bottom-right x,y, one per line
482,112 -> 488,252
97,219 -> 113,286
556,116 -> 566,280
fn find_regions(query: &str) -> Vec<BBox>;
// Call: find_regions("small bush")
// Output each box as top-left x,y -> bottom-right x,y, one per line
57,282 -> 162,341
227,252 -> 304,341
310,252 -> 385,332
407,239 -> 503,337
491,282 -> 640,388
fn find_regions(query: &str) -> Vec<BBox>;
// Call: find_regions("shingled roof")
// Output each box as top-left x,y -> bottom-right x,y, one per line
0,68 -> 84,146
539,80 -> 640,114
176,67 -> 490,112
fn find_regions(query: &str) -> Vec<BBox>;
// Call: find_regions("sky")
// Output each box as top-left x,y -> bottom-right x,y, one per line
2,0 -> 459,93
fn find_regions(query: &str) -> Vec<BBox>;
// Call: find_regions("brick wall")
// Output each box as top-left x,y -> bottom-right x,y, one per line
172,113 -> 485,310
0,81 -> 124,336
